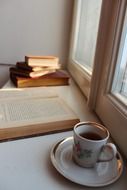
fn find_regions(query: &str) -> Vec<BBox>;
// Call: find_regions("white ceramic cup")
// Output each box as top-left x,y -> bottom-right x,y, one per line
73,121 -> 117,168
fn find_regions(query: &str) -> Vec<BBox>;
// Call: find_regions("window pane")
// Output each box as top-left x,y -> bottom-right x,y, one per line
112,9 -> 127,106
121,64 -> 127,96
73,0 -> 102,73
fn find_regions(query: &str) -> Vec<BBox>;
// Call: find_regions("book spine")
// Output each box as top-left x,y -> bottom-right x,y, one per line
10,73 -> 18,87
10,67 -> 30,78
16,62 -> 33,71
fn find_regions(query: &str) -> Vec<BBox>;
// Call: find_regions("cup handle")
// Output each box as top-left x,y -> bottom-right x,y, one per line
98,143 -> 117,162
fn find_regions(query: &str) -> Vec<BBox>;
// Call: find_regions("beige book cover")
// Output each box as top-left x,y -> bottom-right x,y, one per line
25,55 -> 59,67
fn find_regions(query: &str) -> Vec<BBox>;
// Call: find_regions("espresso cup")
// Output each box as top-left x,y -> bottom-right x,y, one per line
73,121 -> 117,168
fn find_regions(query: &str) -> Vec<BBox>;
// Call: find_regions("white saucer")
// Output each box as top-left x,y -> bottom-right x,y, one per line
50,137 -> 123,187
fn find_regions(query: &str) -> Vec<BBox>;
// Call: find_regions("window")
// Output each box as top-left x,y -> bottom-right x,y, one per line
68,0 -> 127,157
73,0 -> 102,74
112,10 -> 127,106
68,0 -> 102,98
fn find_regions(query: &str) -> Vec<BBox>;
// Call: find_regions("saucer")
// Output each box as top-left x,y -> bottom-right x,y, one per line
50,137 -> 123,187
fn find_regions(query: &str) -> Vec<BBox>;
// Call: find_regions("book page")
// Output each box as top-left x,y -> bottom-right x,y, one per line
0,97 -> 78,128
0,87 -> 57,100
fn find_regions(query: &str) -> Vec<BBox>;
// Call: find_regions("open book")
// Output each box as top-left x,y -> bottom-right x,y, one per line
0,90 -> 79,140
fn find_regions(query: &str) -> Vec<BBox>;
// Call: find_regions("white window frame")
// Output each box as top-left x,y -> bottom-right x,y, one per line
68,0 -> 93,98
68,0 -> 127,157
68,0 -> 103,99
95,0 -> 127,157
111,12 -> 127,103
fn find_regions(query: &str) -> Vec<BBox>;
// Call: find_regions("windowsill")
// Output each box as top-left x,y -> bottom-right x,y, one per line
1,78 -> 127,190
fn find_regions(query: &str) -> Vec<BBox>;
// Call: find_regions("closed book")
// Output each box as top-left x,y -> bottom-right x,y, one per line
25,55 -> 59,67
16,61 -> 61,71
10,70 -> 70,88
16,62 -> 43,72
10,67 -> 56,78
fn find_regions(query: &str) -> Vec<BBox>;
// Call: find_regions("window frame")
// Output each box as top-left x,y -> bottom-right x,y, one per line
95,0 -> 127,156
68,0 -> 127,157
68,0 -> 94,98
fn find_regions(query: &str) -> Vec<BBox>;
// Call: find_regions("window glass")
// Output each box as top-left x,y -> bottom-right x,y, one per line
73,0 -> 102,74
112,10 -> 127,106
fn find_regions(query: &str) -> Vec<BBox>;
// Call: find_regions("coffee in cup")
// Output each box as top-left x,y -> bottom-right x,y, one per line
73,121 -> 117,168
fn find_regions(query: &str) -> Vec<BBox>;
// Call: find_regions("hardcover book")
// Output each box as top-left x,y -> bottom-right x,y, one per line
10,67 -> 56,78
16,62 -> 44,72
25,55 -> 59,67
16,61 -> 61,71
10,70 -> 70,88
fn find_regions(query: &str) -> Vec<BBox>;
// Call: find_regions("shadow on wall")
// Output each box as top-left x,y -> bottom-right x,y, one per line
0,64 -> 11,88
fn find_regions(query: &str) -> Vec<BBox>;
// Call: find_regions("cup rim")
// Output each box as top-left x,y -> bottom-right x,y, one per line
74,121 -> 109,142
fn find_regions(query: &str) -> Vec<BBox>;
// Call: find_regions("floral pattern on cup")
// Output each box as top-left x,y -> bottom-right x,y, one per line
74,140 -> 93,159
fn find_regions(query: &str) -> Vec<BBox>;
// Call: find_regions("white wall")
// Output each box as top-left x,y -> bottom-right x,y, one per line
0,0 -> 73,66
0,64 -> 10,87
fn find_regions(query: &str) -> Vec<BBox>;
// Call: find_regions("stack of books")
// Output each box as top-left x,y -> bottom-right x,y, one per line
10,55 -> 70,88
